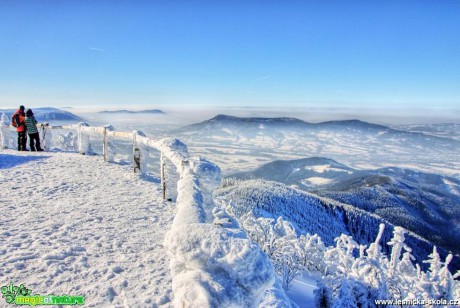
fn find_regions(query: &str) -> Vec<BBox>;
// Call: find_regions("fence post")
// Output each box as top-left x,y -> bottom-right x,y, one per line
0,113 -> 9,149
133,132 -> 141,173
77,122 -> 90,155
78,123 -> 83,154
161,151 -> 166,200
103,126 -> 107,162
40,123 -> 51,151
40,124 -> 46,150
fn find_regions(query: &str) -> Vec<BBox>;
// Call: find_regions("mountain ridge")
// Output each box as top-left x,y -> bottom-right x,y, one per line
178,114 -> 459,143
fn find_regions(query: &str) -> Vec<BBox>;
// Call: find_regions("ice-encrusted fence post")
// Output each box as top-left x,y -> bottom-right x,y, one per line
103,126 -> 108,162
133,131 -> 141,173
103,125 -> 115,163
39,123 -> 52,150
132,130 -> 147,176
161,151 -> 166,200
0,113 -> 9,149
77,122 -> 90,155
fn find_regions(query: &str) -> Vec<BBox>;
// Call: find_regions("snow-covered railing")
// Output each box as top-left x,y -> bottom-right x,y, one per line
0,120 -> 290,307
78,124 -> 291,307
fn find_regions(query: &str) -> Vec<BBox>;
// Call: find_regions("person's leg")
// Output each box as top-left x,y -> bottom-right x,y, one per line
21,132 -> 28,151
35,133 -> 43,151
17,132 -> 21,151
29,134 -> 36,151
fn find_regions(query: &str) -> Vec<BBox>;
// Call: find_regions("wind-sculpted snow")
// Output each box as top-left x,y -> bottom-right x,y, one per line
165,224 -> 279,307
151,137 -> 291,307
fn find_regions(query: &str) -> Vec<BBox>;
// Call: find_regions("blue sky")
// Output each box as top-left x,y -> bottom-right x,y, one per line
1,0 -> 459,111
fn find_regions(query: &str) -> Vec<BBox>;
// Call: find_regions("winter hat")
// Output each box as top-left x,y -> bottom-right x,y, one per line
26,109 -> 34,116
19,105 -> 25,111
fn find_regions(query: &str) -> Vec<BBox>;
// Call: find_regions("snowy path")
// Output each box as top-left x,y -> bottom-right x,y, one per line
0,150 -> 175,307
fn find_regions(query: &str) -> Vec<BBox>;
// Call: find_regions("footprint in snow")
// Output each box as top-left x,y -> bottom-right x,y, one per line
106,287 -> 117,302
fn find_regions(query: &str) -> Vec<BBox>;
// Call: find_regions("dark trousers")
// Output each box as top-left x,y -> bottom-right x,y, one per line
17,131 -> 27,151
28,132 -> 42,151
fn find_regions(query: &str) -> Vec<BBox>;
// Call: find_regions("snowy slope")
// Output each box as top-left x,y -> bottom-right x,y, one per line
0,150 -> 174,307
231,157 -> 460,256
231,157 -> 355,188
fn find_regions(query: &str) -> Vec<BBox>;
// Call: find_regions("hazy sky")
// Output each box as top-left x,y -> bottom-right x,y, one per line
1,0 -> 459,112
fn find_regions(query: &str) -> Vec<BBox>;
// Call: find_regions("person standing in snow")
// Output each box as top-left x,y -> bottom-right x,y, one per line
25,109 -> 43,151
11,105 -> 28,151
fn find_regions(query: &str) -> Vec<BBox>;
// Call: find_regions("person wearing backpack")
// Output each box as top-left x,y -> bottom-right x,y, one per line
25,109 -> 43,152
11,105 -> 28,151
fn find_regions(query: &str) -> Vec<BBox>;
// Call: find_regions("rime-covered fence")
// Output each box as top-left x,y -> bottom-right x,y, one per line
0,119 -> 291,307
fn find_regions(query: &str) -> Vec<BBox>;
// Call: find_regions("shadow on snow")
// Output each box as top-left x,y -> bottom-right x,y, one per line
0,154 -> 51,169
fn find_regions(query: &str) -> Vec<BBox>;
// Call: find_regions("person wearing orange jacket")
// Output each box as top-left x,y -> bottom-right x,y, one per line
11,105 -> 28,151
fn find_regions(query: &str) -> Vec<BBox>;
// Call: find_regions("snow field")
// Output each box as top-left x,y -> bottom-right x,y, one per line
1,150 -> 175,307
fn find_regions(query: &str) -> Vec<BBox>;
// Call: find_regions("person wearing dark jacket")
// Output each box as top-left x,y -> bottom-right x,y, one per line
11,105 -> 27,151
25,109 -> 43,151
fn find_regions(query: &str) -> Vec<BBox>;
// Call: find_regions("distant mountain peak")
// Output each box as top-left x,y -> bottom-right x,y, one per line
182,114 -> 397,131
209,114 -> 307,123
0,107 -> 83,122
99,109 -> 165,114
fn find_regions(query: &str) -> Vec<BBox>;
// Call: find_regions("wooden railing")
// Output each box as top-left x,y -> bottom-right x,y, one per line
37,122 -> 185,201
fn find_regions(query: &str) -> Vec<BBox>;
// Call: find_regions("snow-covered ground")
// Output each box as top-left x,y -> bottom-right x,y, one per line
0,150 -> 175,307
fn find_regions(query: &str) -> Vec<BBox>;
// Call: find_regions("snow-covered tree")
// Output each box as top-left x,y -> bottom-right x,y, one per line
387,226 -> 411,278
324,234 -> 359,278
366,223 -> 385,266
425,246 -> 442,283
240,212 -> 278,257
296,233 -> 327,272
438,254 -> 454,301
332,280 -> 357,308
314,282 -> 333,308
220,196 -> 460,305
275,251 -> 302,290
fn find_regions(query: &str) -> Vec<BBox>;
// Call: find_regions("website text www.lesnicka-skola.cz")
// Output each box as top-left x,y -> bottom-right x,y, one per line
375,298 -> 459,306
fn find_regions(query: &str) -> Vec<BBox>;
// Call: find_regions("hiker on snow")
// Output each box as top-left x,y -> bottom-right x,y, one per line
11,105 -> 27,151
25,109 -> 43,152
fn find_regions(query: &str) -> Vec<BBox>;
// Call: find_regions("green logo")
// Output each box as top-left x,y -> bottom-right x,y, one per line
1,282 -> 84,306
